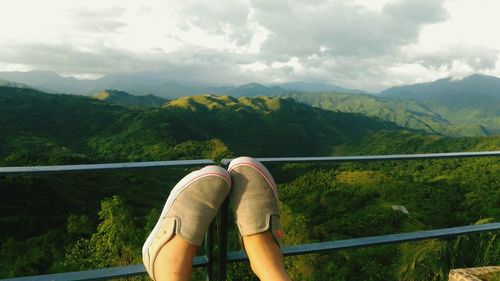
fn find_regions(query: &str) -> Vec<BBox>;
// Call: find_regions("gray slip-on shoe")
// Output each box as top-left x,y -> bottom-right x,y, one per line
228,156 -> 283,250
142,165 -> 231,281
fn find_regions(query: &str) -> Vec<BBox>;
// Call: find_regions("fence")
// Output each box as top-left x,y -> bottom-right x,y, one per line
1,151 -> 499,281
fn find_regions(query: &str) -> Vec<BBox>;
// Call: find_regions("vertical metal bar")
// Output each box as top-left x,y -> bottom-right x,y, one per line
217,198 -> 229,281
205,222 -> 214,281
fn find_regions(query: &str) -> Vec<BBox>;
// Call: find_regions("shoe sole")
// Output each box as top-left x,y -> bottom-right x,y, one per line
142,165 -> 231,257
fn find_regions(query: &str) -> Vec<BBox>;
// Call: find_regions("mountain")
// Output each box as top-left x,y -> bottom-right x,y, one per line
0,86 -> 403,163
379,74 -> 500,107
377,74 -> 500,134
122,82 -> 234,99
0,70 -> 91,94
0,79 -> 32,89
0,71 -> 363,98
0,71 -> 235,97
93,90 -> 167,107
284,91 -> 495,137
225,83 -> 295,97
278,81 -> 366,94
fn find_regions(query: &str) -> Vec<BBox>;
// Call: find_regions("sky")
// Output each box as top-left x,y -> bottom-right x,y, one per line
1,0 -> 500,92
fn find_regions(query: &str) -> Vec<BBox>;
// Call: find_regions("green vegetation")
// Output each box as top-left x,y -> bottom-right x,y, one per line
0,86 -> 498,280
93,90 -> 167,107
285,91 -> 499,136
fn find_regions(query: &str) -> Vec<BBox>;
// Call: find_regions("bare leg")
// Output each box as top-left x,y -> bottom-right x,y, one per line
154,236 -> 197,281
243,232 -> 291,281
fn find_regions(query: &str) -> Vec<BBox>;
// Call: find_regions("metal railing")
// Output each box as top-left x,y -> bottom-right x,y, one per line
1,151 -> 499,281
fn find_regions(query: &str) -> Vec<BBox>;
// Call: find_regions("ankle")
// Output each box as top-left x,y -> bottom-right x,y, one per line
243,232 -> 290,281
153,236 -> 197,280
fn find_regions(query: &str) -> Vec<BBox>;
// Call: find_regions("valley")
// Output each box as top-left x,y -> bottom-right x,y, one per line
0,84 -> 498,281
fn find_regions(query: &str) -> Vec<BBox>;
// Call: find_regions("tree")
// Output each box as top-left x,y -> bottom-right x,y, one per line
397,219 -> 499,281
63,196 -> 142,270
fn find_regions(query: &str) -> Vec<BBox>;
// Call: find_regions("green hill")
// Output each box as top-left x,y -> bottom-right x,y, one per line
0,86 -> 498,280
93,90 -> 167,107
0,79 -> 32,89
285,91 -> 496,136
380,74 -> 500,105
378,74 -> 500,134
225,83 -> 294,97
0,87 -> 402,165
90,94 -> 403,160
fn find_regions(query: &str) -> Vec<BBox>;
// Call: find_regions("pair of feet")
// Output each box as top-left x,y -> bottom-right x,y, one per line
142,157 -> 289,281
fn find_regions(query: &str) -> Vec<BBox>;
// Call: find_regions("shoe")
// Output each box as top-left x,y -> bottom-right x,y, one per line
228,156 -> 283,250
142,165 -> 231,280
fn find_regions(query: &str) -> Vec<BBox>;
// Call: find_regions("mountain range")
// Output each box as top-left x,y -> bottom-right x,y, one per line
0,86 -> 402,164
0,78 -> 32,89
92,77 -> 500,137
285,91 -> 497,137
380,74 -> 500,107
2,71 -> 499,137
93,90 -> 167,107
1,70 -> 499,104
0,70 -> 360,98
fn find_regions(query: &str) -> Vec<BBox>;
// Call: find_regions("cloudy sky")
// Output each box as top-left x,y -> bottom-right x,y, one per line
1,0 -> 499,92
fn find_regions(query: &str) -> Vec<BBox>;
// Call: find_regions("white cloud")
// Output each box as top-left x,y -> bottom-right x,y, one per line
0,0 -> 499,92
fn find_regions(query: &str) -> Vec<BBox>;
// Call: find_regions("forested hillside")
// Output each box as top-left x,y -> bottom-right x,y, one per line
0,87 -> 401,164
286,91 -> 498,136
0,86 -> 498,280
93,90 -> 167,107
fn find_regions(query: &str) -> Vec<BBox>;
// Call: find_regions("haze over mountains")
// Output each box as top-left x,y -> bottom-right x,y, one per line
0,70 -> 360,98
380,74 -> 500,107
1,70 -> 499,101
1,71 -> 499,137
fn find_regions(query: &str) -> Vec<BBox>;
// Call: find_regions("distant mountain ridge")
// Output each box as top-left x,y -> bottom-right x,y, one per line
0,78 -> 33,89
225,83 -> 295,97
278,81 -> 366,94
93,90 -> 167,107
371,74 -> 500,135
379,74 -> 500,107
2,71 -> 498,137
0,70 -> 364,98
285,91 -> 495,137
0,71 -> 88,94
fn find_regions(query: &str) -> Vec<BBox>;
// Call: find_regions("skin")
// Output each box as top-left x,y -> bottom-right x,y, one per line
154,232 -> 291,281
242,231 -> 291,281
153,236 -> 197,281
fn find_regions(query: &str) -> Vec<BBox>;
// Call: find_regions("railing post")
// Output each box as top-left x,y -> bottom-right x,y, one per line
217,198 -> 229,281
205,222 -> 214,281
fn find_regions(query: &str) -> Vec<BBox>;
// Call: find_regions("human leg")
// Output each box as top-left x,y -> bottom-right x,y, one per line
242,232 -> 291,281
153,236 -> 197,281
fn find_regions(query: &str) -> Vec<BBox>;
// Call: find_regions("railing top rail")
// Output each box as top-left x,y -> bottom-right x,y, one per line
0,159 -> 215,176
221,151 -> 500,165
1,151 -> 498,175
